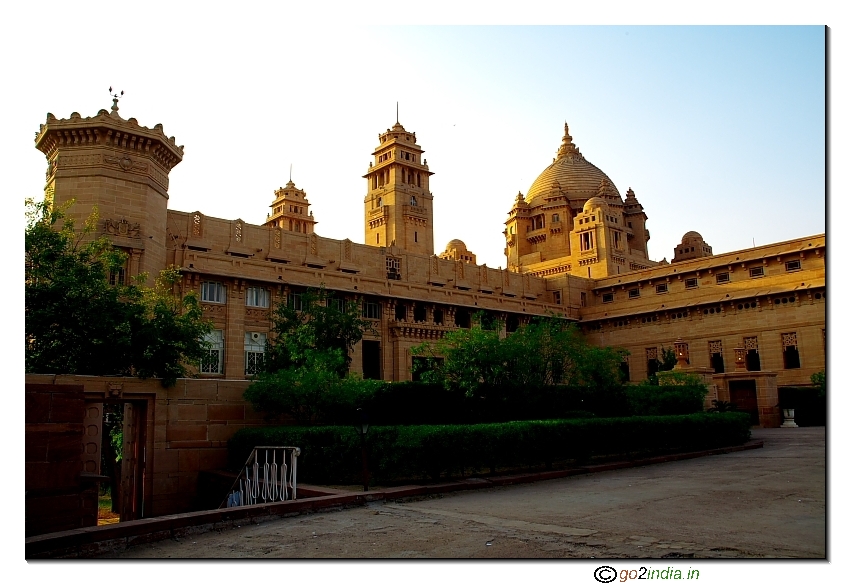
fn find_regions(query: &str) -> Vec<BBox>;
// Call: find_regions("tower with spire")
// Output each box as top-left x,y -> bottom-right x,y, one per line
363,119 -> 434,255
263,174 -> 317,234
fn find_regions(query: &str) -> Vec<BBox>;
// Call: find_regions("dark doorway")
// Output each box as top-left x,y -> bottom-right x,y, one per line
729,380 -> 759,425
362,340 -> 382,380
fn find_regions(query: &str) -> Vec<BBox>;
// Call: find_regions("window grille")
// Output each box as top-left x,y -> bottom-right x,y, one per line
785,260 -> 801,272
244,332 -> 266,375
201,330 -> 224,374
716,272 -> 730,284
685,278 -> 698,289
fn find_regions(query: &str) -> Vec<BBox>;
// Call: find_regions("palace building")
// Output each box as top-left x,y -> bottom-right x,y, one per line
34,101 -> 825,393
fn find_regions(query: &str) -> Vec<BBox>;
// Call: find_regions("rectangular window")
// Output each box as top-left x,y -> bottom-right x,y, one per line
628,288 -> 640,299
288,293 -> 303,311
245,286 -> 269,308
362,301 -> 381,320
785,260 -> 801,272
553,291 -> 561,305
580,292 -> 587,307
109,267 -> 126,286
200,330 -> 224,374
201,281 -> 226,303
602,292 -> 614,304
580,232 -> 594,251
244,332 -> 266,375
684,277 -> 698,289
716,272 -> 730,284
386,256 -> 401,280
395,303 -> 406,321
749,266 -> 765,278
328,297 -> 346,313
655,283 -> 668,294
612,230 -> 622,250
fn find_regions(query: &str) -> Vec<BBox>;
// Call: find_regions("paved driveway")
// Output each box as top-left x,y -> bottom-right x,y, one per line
111,427 -> 825,558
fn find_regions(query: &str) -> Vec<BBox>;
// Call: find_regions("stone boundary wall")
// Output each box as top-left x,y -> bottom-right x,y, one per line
25,374 -> 271,519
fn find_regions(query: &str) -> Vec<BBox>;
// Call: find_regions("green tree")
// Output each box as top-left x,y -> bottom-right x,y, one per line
244,285 -> 379,421
25,199 -> 212,387
412,313 -> 627,395
263,285 -> 376,377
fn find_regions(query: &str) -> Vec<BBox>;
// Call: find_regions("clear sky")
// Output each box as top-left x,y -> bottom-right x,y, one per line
7,21 -> 825,268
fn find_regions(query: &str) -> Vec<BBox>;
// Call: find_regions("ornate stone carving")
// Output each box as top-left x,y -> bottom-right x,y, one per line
744,336 -> 759,351
310,233 -> 318,255
344,238 -> 352,260
781,332 -> 798,347
192,213 -> 202,237
646,347 -> 658,360
274,228 -> 282,249
235,220 -> 243,243
709,340 -> 723,354
105,218 -> 141,238
103,154 -> 148,172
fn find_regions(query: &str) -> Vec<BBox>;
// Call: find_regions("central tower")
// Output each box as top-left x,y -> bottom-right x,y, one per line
363,121 -> 434,255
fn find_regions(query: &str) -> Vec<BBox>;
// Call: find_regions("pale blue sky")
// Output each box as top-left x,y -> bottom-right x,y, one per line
8,23 -> 824,268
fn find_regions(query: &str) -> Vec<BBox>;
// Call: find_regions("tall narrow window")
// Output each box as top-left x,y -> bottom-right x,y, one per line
108,267 -> 126,286
377,233 -> 380,245
744,336 -> 761,371
244,332 -> 266,375
200,330 -> 224,374
414,231 -> 418,243
646,347 -> 659,377
782,332 -> 801,369
709,340 -> 724,373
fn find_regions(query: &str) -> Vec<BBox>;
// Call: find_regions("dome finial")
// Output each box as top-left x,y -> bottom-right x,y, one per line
556,121 -> 578,159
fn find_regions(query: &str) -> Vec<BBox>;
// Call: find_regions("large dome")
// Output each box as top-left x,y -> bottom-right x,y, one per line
525,123 -> 621,204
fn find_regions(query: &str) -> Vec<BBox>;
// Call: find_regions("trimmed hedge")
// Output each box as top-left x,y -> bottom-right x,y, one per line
302,381 -> 707,426
228,412 -> 751,485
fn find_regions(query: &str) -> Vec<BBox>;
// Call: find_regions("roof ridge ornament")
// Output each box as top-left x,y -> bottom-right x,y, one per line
108,86 -> 124,116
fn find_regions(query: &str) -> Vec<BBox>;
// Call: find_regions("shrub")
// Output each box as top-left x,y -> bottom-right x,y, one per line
228,412 -> 752,485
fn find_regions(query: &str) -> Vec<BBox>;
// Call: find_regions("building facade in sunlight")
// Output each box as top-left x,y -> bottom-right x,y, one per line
35,102 -> 825,398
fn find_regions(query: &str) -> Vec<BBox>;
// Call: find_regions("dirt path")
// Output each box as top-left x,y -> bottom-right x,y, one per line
109,427 -> 825,559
